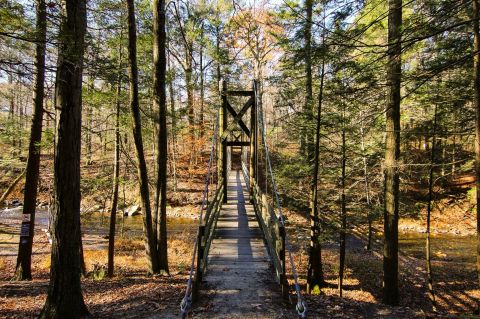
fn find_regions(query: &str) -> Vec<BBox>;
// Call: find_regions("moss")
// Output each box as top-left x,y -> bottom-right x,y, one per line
311,285 -> 321,295
467,187 -> 477,203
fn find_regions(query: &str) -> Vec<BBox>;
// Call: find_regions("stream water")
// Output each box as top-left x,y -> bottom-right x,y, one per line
0,206 -> 476,263
0,207 -> 197,256
398,232 -> 476,263
81,212 -> 196,238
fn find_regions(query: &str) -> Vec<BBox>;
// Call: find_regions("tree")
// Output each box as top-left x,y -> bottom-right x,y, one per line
425,102 -> 438,310
167,1 -> 199,144
227,7 -> 280,109
107,28 -> 124,278
125,0 -> 159,274
383,0 -> 402,306
14,0 -> 47,281
153,0 -> 169,275
473,0 -> 480,293
307,51 -> 326,294
39,0 -> 90,317
302,0 -> 314,159
338,94 -> 347,297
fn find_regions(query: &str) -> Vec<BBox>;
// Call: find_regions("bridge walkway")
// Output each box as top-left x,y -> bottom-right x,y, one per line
193,170 -> 290,318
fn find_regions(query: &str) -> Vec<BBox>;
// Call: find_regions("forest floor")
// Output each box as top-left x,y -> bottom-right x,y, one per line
283,211 -> 479,319
1,220 -> 476,318
1,188 -> 478,318
0,150 -> 478,318
0,225 -> 193,319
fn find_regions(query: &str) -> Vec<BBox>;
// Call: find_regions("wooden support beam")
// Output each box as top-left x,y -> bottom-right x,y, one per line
224,141 -> 250,146
221,81 -> 228,203
218,81 -> 224,195
221,97 -> 253,141
249,80 -> 257,199
226,90 -> 253,96
224,100 -> 250,137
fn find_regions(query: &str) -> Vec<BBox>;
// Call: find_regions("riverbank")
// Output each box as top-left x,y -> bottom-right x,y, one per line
281,206 -> 479,318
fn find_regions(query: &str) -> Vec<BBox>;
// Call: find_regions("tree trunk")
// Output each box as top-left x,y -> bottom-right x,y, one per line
153,0 -> 169,275
426,103 -> 438,310
186,47 -> 195,144
360,111 -> 373,250
383,0 -> 402,306
79,228 -> 86,276
85,79 -> 93,165
338,102 -> 347,297
303,0 -> 313,159
199,24 -> 205,138
452,134 -> 456,177
441,140 -> 446,177
9,73 -> 17,148
307,59 -> 326,294
85,104 -> 92,165
167,51 -> 177,192
14,0 -> 47,281
39,0 -> 90,317
107,35 -> 123,278
8,73 -> 14,120
126,0 -> 159,274
472,0 -> 480,297
216,24 -> 222,84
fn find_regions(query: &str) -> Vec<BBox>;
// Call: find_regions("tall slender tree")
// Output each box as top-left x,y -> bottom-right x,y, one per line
360,110 -> 373,251
107,31 -> 124,278
39,0 -> 90,317
383,0 -> 402,306
338,99 -> 347,297
126,0 -> 159,274
307,58 -> 327,293
426,102 -> 438,309
14,0 -> 47,281
303,0 -> 314,159
153,0 -> 169,275
472,0 -> 480,293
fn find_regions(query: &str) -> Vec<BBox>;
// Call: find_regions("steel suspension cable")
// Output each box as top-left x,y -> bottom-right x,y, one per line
254,82 -> 307,318
180,109 -> 220,317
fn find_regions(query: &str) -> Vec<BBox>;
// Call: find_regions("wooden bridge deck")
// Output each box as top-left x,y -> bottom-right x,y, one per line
194,170 -> 290,318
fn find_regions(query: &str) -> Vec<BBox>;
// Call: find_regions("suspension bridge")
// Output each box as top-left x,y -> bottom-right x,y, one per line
180,80 -> 307,318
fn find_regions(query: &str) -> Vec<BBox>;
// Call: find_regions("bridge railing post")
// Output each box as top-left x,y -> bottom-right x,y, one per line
202,181 -> 224,275
278,224 -> 289,300
221,80 -> 228,203
249,81 -> 256,201
193,224 -> 205,302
